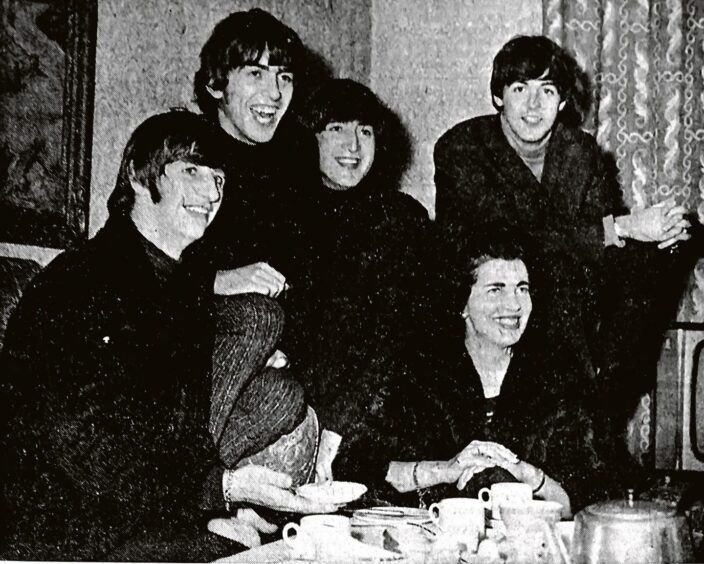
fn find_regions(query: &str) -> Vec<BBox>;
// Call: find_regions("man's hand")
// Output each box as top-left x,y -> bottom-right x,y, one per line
214,263 -> 288,297
265,349 -> 289,369
616,199 -> 690,245
225,465 -> 341,514
657,229 -> 691,250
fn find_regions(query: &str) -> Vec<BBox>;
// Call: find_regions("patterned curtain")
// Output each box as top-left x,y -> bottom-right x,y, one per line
543,0 -> 704,320
543,0 -> 704,463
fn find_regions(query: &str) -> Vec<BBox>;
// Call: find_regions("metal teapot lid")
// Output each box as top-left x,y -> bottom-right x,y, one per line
582,489 -> 676,522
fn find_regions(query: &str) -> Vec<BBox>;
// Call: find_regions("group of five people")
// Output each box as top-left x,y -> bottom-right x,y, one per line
1,7 -> 697,561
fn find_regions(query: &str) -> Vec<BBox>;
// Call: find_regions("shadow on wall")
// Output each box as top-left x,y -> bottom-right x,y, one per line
286,45 -> 335,130
382,98 -> 413,191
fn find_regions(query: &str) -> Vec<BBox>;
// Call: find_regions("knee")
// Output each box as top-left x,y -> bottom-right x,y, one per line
214,294 -> 285,340
240,368 -> 306,413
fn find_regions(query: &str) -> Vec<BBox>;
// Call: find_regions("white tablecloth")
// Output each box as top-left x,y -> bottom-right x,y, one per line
214,538 -> 407,563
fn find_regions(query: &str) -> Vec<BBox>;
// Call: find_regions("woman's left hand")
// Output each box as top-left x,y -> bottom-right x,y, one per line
456,456 -> 499,489
452,440 -> 520,489
496,459 -> 544,490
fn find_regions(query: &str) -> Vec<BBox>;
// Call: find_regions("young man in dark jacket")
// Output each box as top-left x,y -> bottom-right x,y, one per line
0,111 -> 334,561
188,8 -> 318,299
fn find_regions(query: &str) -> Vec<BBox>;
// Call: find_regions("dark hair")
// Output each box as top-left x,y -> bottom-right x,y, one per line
298,79 -> 388,135
194,8 -> 304,119
490,35 -> 592,127
298,78 -> 411,190
107,110 -> 226,217
446,222 -> 535,312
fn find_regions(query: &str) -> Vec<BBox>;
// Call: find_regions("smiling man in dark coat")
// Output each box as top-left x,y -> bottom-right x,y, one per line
0,111 -> 333,561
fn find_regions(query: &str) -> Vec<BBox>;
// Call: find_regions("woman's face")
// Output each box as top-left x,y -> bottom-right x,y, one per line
316,120 -> 375,191
463,258 -> 532,349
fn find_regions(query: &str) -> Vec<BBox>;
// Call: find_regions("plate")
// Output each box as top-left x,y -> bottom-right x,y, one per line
296,481 -> 367,504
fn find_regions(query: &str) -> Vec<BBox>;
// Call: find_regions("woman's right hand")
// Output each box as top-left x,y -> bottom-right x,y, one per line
451,440 -> 519,490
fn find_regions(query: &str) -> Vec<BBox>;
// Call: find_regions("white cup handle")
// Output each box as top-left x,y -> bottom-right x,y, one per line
478,487 -> 492,509
428,502 -> 441,527
282,522 -> 300,547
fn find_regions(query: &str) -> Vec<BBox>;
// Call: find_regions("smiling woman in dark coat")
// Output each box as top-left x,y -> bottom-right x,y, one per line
379,225 -> 630,515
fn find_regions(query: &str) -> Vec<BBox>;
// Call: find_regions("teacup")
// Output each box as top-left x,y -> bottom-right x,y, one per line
478,482 -> 532,520
428,498 -> 485,552
499,499 -> 564,528
282,514 -> 351,559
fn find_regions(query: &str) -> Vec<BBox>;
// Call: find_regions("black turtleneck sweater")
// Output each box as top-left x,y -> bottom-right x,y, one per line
287,175 -> 431,480
184,124 -> 318,287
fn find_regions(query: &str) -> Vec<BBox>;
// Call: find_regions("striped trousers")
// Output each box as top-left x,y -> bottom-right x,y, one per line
209,294 -> 306,467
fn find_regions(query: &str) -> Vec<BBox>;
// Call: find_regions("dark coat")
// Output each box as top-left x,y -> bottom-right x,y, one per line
0,217 -> 237,561
345,325 -> 626,512
434,114 -> 625,270
396,328 -> 620,512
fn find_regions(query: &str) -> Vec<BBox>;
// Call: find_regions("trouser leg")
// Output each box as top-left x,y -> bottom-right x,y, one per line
209,293 -> 306,467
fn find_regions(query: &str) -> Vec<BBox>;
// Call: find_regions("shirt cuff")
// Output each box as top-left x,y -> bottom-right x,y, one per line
603,215 -> 626,248
222,469 -> 239,512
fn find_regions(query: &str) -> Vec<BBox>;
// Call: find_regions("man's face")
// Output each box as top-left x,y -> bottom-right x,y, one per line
494,72 -> 566,146
463,258 -> 532,349
135,160 -> 224,255
208,51 -> 294,145
316,121 -> 375,190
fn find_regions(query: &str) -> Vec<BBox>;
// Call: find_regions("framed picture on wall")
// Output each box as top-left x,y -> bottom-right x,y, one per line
0,0 -> 97,249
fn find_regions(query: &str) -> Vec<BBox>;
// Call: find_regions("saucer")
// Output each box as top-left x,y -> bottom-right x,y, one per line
296,481 -> 367,504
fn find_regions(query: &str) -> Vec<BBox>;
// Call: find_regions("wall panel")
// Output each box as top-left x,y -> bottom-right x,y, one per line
370,0 -> 541,216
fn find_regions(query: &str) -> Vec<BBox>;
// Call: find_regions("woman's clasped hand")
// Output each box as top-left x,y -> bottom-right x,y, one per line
451,440 -> 519,489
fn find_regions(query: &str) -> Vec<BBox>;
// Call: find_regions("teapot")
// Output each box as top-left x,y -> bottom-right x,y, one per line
572,491 -> 694,563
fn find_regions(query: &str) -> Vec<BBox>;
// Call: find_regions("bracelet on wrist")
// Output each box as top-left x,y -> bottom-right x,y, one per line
412,462 -> 421,490
410,463 -> 431,509
533,469 -> 546,495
